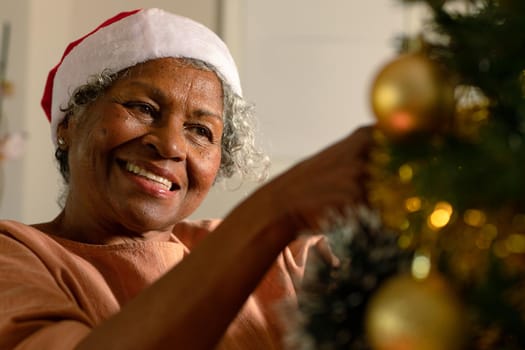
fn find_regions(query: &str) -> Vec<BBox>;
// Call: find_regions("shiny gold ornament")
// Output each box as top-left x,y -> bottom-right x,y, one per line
370,54 -> 454,139
365,273 -> 466,350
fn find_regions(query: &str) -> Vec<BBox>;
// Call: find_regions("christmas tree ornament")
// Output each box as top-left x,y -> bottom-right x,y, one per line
365,273 -> 466,350
370,53 -> 454,139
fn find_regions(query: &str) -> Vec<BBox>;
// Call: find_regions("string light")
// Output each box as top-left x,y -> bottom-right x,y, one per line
412,251 -> 431,280
463,209 -> 486,227
428,201 -> 453,230
405,196 -> 422,212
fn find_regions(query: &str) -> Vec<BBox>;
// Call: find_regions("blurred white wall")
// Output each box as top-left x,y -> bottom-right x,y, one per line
195,0 -> 426,219
0,0 -> 424,223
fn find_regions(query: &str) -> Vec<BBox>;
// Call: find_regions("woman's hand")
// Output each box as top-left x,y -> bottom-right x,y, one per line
258,125 -> 374,236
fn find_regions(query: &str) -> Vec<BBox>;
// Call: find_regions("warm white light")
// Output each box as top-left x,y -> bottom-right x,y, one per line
412,254 -> 431,280
428,202 -> 453,230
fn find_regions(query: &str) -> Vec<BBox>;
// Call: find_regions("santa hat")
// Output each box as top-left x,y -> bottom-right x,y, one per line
41,8 -> 242,146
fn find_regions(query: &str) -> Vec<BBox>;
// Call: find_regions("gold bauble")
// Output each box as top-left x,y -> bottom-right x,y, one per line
370,54 -> 454,139
365,273 -> 466,350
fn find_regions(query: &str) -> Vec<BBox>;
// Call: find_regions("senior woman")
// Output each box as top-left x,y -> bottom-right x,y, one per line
0,8 -> 371,350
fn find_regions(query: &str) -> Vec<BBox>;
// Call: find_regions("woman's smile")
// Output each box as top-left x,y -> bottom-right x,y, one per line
125,162 -> 174,191
120,159 -> 182,197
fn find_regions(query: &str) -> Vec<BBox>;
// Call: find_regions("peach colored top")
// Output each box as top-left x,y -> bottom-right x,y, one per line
0,219 -> 314,349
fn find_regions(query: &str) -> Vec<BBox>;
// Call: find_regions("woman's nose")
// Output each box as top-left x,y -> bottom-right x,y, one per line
144,122 -> 187,161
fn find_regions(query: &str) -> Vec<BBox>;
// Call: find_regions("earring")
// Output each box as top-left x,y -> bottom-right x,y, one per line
57,137 -> 66,147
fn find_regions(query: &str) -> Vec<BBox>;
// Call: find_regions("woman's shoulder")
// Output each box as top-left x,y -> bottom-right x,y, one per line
0,219 -> 70,270
172,218 -> 222,250
0,219 -> 74,260
0,219 -> 45,240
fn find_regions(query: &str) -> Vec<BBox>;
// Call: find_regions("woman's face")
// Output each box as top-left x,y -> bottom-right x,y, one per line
62,58 -> 224,233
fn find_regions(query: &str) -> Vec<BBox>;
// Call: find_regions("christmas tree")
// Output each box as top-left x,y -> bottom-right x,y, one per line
291,1 -> 525,349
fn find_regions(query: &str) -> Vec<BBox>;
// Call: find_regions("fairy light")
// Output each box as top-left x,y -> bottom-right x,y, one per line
398,164 -> 414,183
463,209 -> 486,227
411,251 -> 431,280
428,201 -> 453,230
405,196 -> 422,212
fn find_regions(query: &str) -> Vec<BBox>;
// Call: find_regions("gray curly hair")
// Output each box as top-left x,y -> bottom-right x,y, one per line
56,58 -> 269,193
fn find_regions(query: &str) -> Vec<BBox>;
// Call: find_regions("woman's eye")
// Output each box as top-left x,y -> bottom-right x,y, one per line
123,102 -> 158,117
187,124 -> 213,141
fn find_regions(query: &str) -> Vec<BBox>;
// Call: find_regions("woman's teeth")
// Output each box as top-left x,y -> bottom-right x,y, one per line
125,162 -> 172,190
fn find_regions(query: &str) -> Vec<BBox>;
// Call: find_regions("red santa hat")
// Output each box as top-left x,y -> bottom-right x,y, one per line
41,8 -> 242,146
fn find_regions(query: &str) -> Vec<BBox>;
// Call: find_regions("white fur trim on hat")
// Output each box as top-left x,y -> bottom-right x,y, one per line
42,8 -> 242,146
